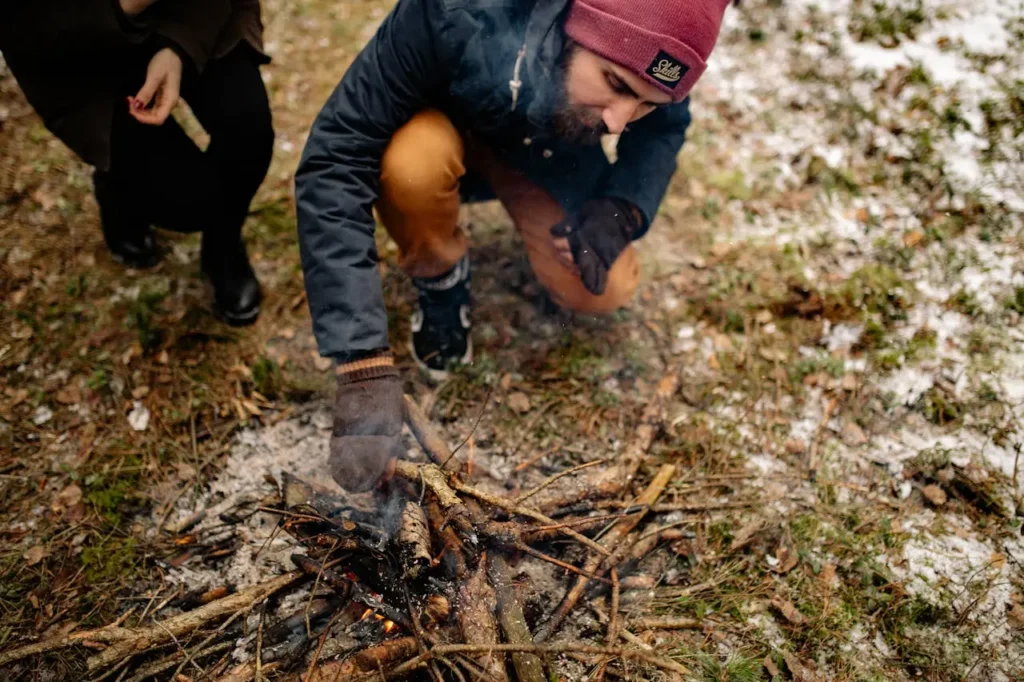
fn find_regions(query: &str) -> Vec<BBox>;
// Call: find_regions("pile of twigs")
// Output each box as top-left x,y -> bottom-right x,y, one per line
0,373 -> 702,681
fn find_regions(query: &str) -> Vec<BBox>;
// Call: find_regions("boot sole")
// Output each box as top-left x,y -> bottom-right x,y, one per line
110,250 -> 162,270
214,303 -> 261,327
410,339 -> 473,382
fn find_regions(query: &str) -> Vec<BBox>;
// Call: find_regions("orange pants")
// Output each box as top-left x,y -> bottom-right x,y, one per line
376,110 -> 639,314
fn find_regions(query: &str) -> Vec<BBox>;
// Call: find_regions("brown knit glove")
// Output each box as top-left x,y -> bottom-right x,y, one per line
329,353 -> 404,493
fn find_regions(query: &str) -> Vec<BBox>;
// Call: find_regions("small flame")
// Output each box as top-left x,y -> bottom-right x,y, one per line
360,608 -> 396,633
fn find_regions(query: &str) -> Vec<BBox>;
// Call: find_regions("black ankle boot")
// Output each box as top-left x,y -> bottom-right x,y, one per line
202,239 -> 261,326
410,255 -> 472,378
92,170 -> 161,269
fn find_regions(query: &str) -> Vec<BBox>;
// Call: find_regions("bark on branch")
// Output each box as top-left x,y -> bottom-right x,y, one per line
87,572 -> 300,671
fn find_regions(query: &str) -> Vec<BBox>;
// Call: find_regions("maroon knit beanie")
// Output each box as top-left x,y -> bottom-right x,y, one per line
564,0 -> 731,101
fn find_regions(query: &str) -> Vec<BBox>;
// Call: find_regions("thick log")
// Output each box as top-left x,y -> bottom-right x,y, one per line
457,554 -> 507,682
398,501 -> 432,579
425,500 -> 469,580
392,460 -> 478,541
305,637 -> 422,681
487,555 -> 545,682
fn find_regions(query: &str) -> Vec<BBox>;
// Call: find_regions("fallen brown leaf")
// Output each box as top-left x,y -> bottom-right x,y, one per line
774,544 -> 800,575
771,597 -> 806,625
507,391 -> 531,414
781,650 -> 815,681
1008,604 -> 1024,629
55,384 -> 81,405
819,563 -> 837,593
902,230 -> 925,247
842,421 -> 867,447
25,545 -> 49,566
921,484 -> 947,507
54,484 -> 83,510
784,439 -> 806,455
729,518 -> 768,553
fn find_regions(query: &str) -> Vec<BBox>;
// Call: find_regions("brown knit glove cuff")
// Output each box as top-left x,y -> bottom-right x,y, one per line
336,351 -> 398,384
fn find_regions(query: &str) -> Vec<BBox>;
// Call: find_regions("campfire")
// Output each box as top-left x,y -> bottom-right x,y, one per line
1,376 -> 698,681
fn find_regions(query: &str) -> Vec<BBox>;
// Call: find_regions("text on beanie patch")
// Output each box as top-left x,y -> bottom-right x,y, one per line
646,50 -> 688,87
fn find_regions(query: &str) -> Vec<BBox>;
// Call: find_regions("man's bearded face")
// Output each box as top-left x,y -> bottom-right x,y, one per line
549,43 -> 673,145
551,45 -> 610,145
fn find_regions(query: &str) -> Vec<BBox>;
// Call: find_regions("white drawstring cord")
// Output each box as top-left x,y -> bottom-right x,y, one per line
509,45 -> 526,110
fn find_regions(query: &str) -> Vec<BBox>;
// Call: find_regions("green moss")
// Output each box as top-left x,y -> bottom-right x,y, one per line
126,287 -> 167,352
849,0 -> 928,47
86,368 -> 110,391
81,536 -> 139,583
806,156 -> 860,196
788,354 -> 845,384
948,289 -> 982,317
829,264 -> 912,324
251,355 -> 282,398
920,387 -> 963,425
708,169 -> 752,202
905,327 -> 937,362
86,477 -> 137,525
1005,286 -> 1024,315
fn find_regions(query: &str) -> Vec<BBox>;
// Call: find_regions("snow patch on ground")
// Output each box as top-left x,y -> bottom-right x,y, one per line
888,512 -> 1024,674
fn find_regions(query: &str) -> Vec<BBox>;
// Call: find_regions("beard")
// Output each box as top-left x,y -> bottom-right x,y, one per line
549,44 -> 608,145
551,103 -> 608,145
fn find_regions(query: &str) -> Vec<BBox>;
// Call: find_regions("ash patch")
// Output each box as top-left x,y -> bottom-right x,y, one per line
157,408 -> 341,590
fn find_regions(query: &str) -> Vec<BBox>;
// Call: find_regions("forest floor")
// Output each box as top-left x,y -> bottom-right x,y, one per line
1,0 -> 1023,680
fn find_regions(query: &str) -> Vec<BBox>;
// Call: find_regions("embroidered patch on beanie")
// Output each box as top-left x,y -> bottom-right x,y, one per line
645,50 -> 688,88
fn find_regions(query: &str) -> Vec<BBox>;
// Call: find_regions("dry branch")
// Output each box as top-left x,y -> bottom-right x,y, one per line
629,617 -> 703,631
519,514 -> 626,543
593,567 -> 622,682
450,479 -> 611,557
125,641 -> 235,682
588,499 -> 750,514
86,572 -> 300,671
0,618 -> 135,667
403,396 -> 458,471
306,637 -> 422,681
808,395 -> 839,481
382,642 -> 689,679
457,554 -> 506,682
426,500 -> 468,579
534,371 -> 679,513
487,555 -> 546,682
513,459 -> 605,506
535,465 -> 676,643
214,660 -> 281,682
392,460 -> 478,539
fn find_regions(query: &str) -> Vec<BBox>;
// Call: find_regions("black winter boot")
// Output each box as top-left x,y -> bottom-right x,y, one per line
93,170 -> 161,269
411,255 -> 472,379
202,237 -> 261,326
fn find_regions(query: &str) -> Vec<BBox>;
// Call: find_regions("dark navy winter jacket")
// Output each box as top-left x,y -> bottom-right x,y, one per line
295,0 -> 691,360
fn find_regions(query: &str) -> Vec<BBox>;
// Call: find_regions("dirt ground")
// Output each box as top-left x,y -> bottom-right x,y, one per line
2,0 -> 1023,680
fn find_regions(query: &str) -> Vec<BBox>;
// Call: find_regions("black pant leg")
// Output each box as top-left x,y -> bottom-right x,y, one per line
179,45 -> 274,252
99,102 -> 217,235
